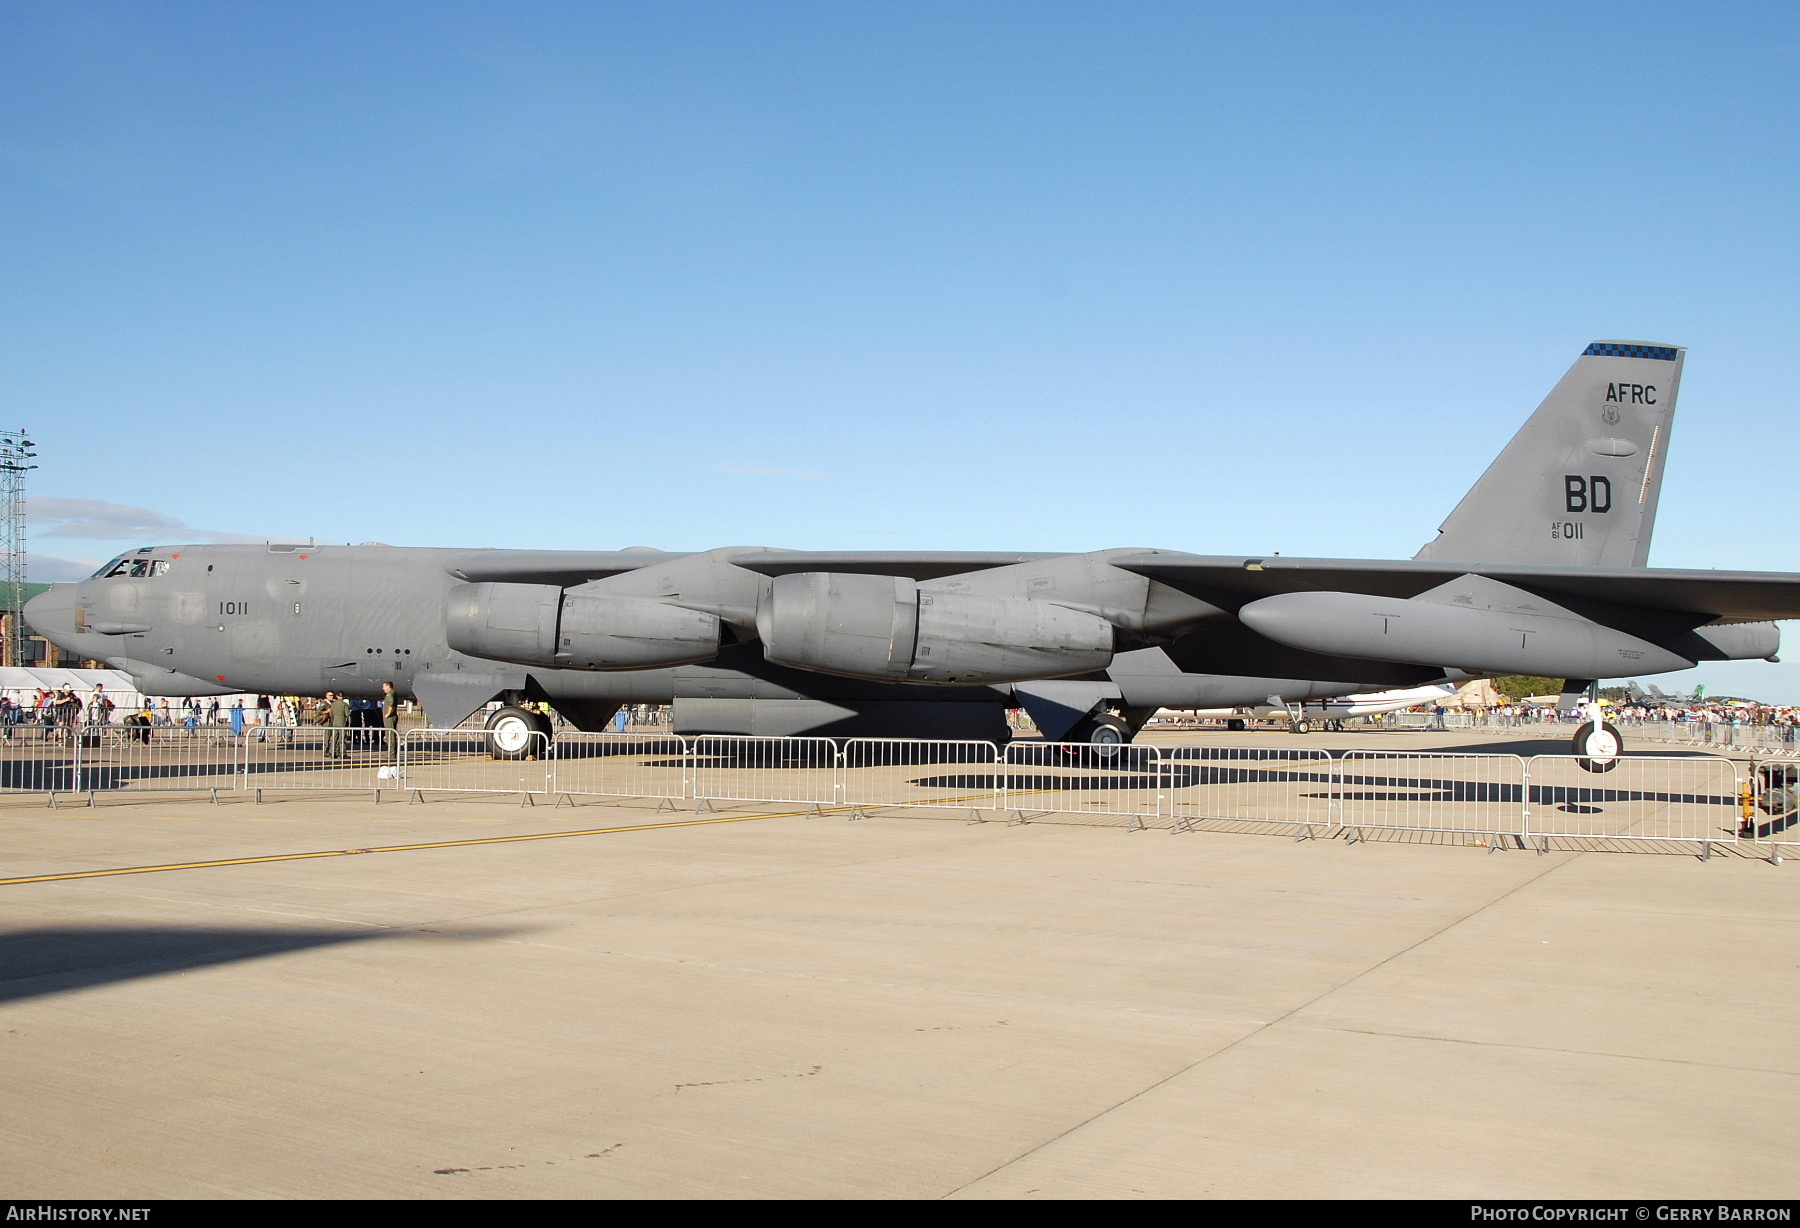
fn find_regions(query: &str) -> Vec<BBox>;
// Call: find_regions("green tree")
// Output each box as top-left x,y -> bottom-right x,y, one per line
1491,675 -> 1563,700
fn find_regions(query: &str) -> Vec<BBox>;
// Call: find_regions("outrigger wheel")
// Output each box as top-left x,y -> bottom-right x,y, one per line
485,705 -> 545,760
1066,712 -> 1131,759
1571,720 -> 1624,774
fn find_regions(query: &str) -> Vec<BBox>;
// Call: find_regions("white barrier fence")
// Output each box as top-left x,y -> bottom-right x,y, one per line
400,729 -> 552,800
1524,754 -> 1743,850
550,733 -> 689,805
244,727 -> 399,800
1161,745 -> 1334,833
689,736 -> 840,809
1002,742 -> 1163,827
1338,753 -> 1528,843
840,739 -> 1004,817
0,730 -> 1782,857
80,728 -> 246,801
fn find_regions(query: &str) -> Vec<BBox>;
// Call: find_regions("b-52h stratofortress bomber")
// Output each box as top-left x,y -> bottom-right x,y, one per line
26,342 -> 1796,762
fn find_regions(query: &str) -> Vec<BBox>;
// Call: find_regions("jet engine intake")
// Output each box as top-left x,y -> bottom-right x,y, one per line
445,582 -> 721,670
758,572 -> 1115,684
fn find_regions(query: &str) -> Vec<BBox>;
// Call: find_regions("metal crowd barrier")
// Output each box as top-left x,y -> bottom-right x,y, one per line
1001,741 -> 1163,828
78,728 -> 245,803
0,725 -> 1767,859
839,739 -> 1003,818
1525,754 -> 1742,854
1160,745 -> 1334,834
551,733 -> 689,806
1337,752 -> 1528,844
688,736 -> 839,810
244,727 -> 398,801
0,731 -> 80,800
400,728 -> 551,801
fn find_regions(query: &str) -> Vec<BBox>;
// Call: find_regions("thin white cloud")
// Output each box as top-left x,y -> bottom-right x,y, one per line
716,465 -> 831,480
25,553 -> 102,582
28,497 -> 266,544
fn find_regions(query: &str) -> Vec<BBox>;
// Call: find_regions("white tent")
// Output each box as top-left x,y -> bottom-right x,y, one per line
0,668 -> 262,719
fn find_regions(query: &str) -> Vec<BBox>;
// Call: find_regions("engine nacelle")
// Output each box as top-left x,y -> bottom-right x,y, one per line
445,582 -> 720,670
758,572 -> 1115,684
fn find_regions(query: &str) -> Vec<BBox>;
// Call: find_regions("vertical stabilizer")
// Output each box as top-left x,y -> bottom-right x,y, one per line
1416,342 -> 1683,567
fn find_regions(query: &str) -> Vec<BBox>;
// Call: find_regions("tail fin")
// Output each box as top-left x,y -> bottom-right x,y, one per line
1415,342 -> 1684,567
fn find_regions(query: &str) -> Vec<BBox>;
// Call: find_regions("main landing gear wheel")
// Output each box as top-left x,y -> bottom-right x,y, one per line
1066,713 -> 1131,761
1226,719 -> 1247,732
485,706 -> 543,760
1291,718 -> 1312,735
1571,721 -> 1623,774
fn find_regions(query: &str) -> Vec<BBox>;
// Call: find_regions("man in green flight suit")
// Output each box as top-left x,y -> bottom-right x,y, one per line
380,680 -> 399,759
323,690 -> 351,758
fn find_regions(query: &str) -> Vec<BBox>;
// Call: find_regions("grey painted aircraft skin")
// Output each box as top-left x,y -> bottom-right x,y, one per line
24,540 -> 1368,740
25,342 -> 1797,743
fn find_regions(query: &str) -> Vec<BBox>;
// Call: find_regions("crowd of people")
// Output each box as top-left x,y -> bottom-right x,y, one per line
1438,700 -> 1800,750
0,688 -> 678,750
0,683 -> 418,747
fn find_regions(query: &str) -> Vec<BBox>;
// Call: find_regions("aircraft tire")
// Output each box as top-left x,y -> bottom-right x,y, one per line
1292,718 -> 1312,735
1064,713 -> 1131,762
485,705 -> 542,760
1226,719 -> 1247,732
1571,721 -> 1623,773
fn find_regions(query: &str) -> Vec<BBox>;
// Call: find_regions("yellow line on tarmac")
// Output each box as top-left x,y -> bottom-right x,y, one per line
0,809 -> 821,888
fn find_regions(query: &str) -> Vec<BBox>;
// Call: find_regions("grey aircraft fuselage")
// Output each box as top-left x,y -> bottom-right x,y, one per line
26,542 -> 1364,739
31,344 -> 1797,741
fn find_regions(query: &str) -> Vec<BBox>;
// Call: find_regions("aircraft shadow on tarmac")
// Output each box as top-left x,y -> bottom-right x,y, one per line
0,926 -> 497,1005
899,766 -> 1736,809
1414,738 -> 1707,758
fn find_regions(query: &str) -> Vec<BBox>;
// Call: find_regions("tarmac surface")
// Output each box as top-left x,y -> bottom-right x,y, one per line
0,726 -> 1794,1199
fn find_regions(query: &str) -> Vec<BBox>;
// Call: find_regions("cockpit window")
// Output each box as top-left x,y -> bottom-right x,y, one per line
95,556 -> 170,578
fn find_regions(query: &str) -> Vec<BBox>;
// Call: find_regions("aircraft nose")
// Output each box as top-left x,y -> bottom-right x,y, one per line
23,585 -> 76,638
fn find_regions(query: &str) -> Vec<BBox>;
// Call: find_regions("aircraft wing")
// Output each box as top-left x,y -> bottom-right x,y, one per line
1103,553 -> 1800,623
447,547 -> 1800,623
447,549 -> 1056,588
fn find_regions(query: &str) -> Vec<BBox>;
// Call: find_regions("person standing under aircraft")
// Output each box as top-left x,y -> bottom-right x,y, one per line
381,681 -> 399,758
323,691 -> 350,758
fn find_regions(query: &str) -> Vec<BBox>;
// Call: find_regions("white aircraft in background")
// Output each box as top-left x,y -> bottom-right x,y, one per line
1158,683 -> 1461,732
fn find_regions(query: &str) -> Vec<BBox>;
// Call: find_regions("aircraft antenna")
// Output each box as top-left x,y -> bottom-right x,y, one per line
0,429 -> 37,668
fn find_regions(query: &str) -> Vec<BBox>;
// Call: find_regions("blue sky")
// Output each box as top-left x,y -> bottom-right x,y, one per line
5,2 -> 1798,697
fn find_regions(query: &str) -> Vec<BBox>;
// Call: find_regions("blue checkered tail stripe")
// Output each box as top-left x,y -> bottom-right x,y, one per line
1582,343 -> 1679,361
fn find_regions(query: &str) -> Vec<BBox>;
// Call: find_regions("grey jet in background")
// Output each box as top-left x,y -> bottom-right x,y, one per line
26,342 -> 1794,763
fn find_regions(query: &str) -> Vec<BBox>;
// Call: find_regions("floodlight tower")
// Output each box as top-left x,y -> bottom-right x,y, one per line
0,430 -> 37,668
